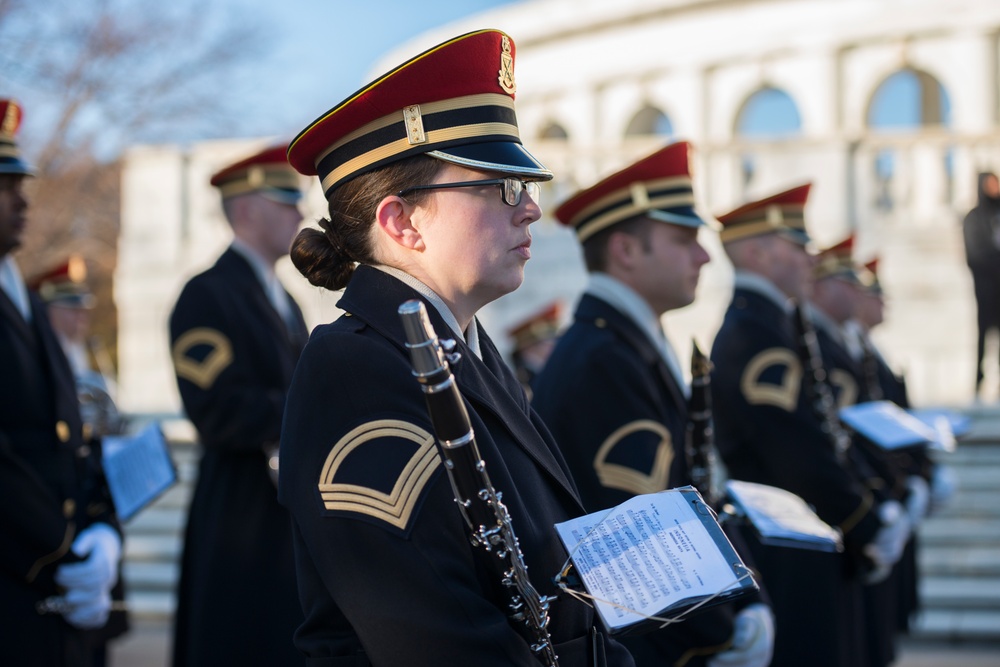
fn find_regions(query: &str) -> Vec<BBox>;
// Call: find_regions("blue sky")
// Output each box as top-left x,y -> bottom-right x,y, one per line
237,0 -> 521,140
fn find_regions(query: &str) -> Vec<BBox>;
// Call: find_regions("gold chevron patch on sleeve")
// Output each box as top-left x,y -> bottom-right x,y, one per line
318,419 -> 440,531
594,419 -> 673,496
741,348 -> 802,412
828,369 -> 858,409
172,327 -> 234,390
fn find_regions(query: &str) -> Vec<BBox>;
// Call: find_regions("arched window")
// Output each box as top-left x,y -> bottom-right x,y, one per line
867,67 -> 951,129
735,87 -> 802,139
867,68 -> 952,211
539,122 -> 568,140
624,105 -> 674,137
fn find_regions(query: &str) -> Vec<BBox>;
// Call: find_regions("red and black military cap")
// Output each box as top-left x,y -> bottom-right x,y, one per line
861,257 -> 882,294
287,29 -> 552,197
716,183 -> 812,245
814,234 -> 863,283
210,144 -> 303,205
28,254 -> 95,308
0,99 -> 33,176
507,301 -> 563,353
554,141 -> 707,243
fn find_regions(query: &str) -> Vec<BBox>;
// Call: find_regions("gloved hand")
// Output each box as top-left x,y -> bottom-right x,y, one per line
863,500 -> 910,584
904,475 -> 930,527
707,603 -> 775,667
55,523 -> 122,592
60,584 -> 112,629
929,464 -> 957,514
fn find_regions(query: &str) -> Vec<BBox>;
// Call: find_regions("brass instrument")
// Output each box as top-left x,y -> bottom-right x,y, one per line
398,300 -> 559,666
76,370 -> 124,438
686,340 -> 719,507
791,303 -> 850,461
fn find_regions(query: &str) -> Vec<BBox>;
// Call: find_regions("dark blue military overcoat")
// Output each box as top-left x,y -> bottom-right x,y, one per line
169,247 -> 307,666
278,266 -> 635,667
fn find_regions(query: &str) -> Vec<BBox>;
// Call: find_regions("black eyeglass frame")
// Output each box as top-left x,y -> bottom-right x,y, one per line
396,177 -> 540,207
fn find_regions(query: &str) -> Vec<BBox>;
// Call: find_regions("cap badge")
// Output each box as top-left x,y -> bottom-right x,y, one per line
403,105 -> 427,145
248,166 -> 265,188
498,35 -> 516,94
765,204 -> 784,226
1,103 -> 18,135
629,182 -> 650,209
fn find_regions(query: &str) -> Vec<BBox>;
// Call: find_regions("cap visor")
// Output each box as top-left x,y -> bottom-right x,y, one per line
0,158 -> 35,176
259,188 -> 304,206
428,142 -> 553,181
646,209 -> 709,229
777,228 -> 811,246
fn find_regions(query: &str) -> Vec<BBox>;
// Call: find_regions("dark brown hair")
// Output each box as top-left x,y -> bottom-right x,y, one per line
581,215 -> 654,273
291,155 -> 442,291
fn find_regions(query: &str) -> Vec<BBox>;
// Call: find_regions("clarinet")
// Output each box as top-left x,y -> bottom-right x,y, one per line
791,302 -> 851,462
398,300 -> 559,667
860,334 -> 884,401
686,339 -> 719,508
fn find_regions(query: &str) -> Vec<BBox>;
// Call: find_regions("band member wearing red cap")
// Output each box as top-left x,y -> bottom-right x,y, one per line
168,145 -> 308,666
709,185 -> 909,667
278,29 -> 635,666
0,99 -> 125,666
506,300 -> 563,394
532,141 -> 774,667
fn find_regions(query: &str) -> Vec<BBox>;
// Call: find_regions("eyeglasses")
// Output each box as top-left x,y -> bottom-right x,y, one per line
397,177 -> 540,207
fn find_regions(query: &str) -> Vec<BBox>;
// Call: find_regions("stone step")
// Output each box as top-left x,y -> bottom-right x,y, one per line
920,546 -> 1000,577
944,466 -> 1000,491
911,608 -> 1000,642
918,519 -> 1000,546
920,577 -> 1000,610
927,490 -> 1000,518
124,534 -> 183,562
124,506 -> 186,534
122,589 -> 175,622
940,446 -> 1000,465
123,561 -> 179,592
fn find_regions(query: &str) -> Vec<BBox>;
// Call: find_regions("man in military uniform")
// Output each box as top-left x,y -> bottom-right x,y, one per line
506,300 -> 562,394
169,145 -> 308,666
30,255 -> 123,437
811,238 -> 931,667
709,185 -> 910,667
0,99 -> 124,666
532,142 -> 774,667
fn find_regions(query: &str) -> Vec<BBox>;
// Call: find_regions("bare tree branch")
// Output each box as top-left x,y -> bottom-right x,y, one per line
0,0 -> 269,370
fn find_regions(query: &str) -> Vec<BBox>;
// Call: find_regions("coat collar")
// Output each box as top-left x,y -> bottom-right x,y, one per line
338,266 -> 582,503
575,293 -> 688,417
218,247 -> 308,348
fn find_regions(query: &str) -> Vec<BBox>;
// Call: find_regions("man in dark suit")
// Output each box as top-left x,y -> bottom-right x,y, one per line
169,145 -> 308,666
532,142 -> 774,667
709,185 -> 910,667
0,98 -> 124,666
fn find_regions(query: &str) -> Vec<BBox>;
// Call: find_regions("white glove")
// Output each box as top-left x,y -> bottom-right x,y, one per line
707,603 -> 775,667
55,523 -> 121,592
929,464 -> 957,513
61,584 -> 112,629
904,475 -> 930,526
863,500 -> 910,584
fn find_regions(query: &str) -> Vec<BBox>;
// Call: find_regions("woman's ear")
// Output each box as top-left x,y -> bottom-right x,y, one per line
376,196 -> 424,250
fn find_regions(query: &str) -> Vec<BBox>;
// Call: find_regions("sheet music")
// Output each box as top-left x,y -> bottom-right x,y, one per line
554,489 -> 746,632
839,400 -> 938,450
726,480 -> 842,552
101,422 -> 177,521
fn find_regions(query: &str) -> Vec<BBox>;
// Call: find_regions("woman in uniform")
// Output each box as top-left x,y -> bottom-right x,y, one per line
277,29 -> 636,667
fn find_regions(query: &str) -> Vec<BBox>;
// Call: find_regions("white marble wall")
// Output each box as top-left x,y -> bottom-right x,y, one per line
117,0 -> 1000,413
